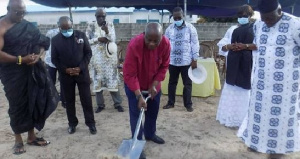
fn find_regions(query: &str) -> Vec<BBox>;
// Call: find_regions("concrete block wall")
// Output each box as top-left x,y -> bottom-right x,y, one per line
38,24 -> 89,35
38,23 -> 236,42
194,23 -> 236,41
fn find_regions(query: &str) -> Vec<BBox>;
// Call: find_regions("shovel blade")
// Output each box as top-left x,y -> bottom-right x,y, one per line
117,139 -> 146,159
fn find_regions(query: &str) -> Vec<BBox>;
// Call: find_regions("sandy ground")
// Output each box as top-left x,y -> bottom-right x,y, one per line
0,79 -> 300,159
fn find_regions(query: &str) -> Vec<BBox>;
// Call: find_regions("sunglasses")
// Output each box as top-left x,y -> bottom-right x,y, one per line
60,28 -> 73,33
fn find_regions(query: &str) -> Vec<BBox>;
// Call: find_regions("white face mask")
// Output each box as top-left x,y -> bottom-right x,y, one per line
237,17 -> 249,25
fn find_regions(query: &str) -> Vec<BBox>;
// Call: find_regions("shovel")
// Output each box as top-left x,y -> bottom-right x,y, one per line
117,93 -> 151,159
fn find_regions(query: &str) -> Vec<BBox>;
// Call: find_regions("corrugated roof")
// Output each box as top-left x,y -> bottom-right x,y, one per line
26,5 -> 135,13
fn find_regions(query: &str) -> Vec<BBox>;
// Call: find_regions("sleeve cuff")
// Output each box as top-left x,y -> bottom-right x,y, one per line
105,35 -> 112,41
192,55 -> 199,60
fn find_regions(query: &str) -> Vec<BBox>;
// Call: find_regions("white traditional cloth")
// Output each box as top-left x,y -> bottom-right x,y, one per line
86,22 -> 119,92
45,28 -> 60,68
216,84 -> 251,127
238,13 -> 300,154
217,25 -> 238,57
216,25 -> 251,127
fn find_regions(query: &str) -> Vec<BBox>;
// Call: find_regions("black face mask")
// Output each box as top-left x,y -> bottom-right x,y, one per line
101,21 -> 106,26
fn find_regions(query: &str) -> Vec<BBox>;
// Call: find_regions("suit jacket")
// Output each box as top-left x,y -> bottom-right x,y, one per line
51,30 -> 92,78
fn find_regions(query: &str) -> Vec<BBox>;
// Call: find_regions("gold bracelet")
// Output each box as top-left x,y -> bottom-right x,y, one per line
246,44 -> 249,49
16,56 -> 22,65
225,44 -> 228,50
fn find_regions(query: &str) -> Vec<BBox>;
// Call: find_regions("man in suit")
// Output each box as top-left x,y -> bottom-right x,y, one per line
51,16 -> 97,135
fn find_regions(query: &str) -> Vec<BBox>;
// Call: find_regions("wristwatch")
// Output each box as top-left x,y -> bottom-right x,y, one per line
136,94 -> 142,100
246,44 -> 249,49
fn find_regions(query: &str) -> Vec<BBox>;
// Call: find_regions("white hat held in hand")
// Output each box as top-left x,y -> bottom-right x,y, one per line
188,64 -> 207,84
106,42 -> 118,58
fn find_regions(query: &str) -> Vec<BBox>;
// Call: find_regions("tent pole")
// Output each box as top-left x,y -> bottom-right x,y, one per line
161,10 -> 164,24
129,14 -> 131,23
161,9 -> 164,29
184,0 -> 187,20
69,6 -> 73,22
148,10 -> 151,23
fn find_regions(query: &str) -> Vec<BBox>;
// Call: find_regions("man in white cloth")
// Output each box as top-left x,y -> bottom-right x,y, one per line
87,8 -> 124,113
237,0 -> 300,158
216,5 -> 255,127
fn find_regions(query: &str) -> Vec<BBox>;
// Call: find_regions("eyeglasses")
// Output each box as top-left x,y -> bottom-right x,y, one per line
60,28 -> 73,33
14,10 -> 27,16
95,15 -> 106,18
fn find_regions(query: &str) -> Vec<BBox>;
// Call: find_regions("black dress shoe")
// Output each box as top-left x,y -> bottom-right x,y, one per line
247,147 -> 258,153
89,126 -> 97,135
68,126 -> 76,134
145,134 -> 165,144
163,104 -> 174,109
95,107 -> 104,113
115,106 -> 124,112
61,102 -> 66,108
268,154 -> 284,159
139,150 -> 146,159
186,107 -> 194,112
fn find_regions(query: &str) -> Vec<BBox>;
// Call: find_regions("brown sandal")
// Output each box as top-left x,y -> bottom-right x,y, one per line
27,137 -> 50,146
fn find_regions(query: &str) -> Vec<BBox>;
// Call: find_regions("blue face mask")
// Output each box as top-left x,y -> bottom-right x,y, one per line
61,29 -> 73,38
237,17 -> 249,25
174,20 -> 184,27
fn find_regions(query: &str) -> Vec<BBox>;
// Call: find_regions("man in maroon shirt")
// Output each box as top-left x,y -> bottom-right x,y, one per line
123,22 -> 170,159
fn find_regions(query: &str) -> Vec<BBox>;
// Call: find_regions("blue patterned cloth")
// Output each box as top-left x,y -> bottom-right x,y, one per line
237,12 -> 300,154
165,22 -> 200,66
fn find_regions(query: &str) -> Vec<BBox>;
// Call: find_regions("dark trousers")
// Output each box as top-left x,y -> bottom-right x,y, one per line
60,73 -> 95,127
167,65 -> 192,108
46,65 -> 66,104
124,85 -> 161,140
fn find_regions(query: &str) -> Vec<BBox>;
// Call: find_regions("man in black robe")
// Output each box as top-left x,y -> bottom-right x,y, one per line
0,0 -> 59,155
51,16 -> 97,135
225,6 -> 255,90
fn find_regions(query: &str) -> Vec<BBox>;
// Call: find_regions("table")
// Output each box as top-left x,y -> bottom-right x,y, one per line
161,58 -> 221,97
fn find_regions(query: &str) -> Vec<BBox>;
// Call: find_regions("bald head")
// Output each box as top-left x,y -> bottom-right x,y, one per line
58,16 -> 73,30
96,8 -> 106,15
6,0 -> 26,23
95,8 -> 106,26
145,22 -> 162,36
58,16 -> 72,25
144,22 -> 163,50
8,0 -> 25,8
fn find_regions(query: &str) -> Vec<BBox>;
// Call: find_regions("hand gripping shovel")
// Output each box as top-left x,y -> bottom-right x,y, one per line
117,94 -> 151,159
